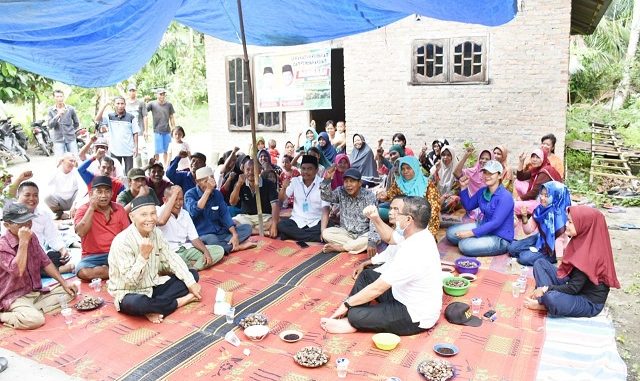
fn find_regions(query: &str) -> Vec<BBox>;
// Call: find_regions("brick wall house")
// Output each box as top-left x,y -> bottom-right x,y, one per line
203,0 -> 606,164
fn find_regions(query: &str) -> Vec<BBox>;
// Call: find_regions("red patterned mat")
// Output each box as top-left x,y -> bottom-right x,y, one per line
0,237 -> 545,380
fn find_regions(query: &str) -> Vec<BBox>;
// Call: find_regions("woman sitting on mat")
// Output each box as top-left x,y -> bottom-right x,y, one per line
446,160 -> 514,257
508,181 -> 571,266
378,156 -> 440,236
514,148 -> 562,215
524,206 -> 620,317
430,145 -> 460,214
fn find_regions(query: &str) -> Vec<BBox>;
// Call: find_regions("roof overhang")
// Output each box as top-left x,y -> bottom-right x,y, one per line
571,0 -> 614,35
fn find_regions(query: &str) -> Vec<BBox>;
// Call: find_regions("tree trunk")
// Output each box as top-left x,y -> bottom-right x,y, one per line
612,0 -> 640,109
31,95 -> 36,122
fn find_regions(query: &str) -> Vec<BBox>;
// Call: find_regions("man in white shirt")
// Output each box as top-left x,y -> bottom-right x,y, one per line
44,153 -> 83,219
8,174 -> 74,275
321,196 -> 443,336
277,155 -> 329,242
156,186 -> 224,271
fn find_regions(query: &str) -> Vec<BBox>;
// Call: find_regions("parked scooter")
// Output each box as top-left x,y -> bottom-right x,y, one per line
76,126 -> 89,150
31,119 -> 54,156
0,117 -> 30,163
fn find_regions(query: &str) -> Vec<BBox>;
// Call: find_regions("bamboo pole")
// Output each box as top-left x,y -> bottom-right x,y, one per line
236,0 -> 264,236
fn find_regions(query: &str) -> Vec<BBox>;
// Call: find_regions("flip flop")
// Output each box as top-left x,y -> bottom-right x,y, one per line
0,356 -> 8,373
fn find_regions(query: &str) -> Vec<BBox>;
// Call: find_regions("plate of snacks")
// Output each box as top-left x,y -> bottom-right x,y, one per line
237,313 -> 268,329
293,346 -> 330,368
417,359 -> 455,381
74,296 -> 104,311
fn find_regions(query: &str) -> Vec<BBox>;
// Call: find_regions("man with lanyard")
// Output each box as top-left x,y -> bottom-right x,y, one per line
95,96 -> 139,173
47,89 -> 80,156
277,155 -> 329,242
229,159 -> 280,237
146,88 -> 175,165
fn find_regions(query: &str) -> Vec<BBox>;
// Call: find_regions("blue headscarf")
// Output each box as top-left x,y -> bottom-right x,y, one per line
317,132 -> 337,164
532,181 -> 571,254
396,156 -> 429,196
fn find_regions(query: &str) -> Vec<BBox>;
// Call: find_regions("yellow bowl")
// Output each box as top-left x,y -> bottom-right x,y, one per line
372,332 -> 401,350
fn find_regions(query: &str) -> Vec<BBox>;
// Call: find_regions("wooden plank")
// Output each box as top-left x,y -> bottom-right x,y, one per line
589,171 -> 637,180
591,164 -> 632,172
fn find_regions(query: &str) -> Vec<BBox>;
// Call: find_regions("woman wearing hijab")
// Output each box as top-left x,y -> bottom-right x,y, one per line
525,206 -> 620,317
331,154 -> 350,190
297,128 -> 318,153
349,134 -> 377,179
515,148 -> 562,215
454,147 -> 493,196
430,145 -> 460,214
379,156 -> 441,236
318,132 -> 337,163
420,139 -> 446,173
493,145 -> 513,192
258,149 -> 282,178
509,182 -> 571,266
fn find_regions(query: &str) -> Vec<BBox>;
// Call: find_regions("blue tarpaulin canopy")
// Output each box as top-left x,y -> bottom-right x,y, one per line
0,0 -> 517,87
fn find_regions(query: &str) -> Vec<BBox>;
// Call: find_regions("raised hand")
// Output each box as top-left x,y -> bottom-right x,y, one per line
139,237 -> 154,259
18,226 -> 32,243
324,165 -> 337,180
459,175 -> 470,189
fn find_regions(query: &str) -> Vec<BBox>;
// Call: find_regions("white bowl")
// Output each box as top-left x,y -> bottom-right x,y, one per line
244,324 -> 270,341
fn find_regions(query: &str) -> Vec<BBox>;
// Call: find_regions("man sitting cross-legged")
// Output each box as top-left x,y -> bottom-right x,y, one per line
157,186 -> 224,270
108,195 -> 201,324
0,203 -> 78,329
117,168 -> 160,213
185,166 -> 255,254
74,176 -> 130,281
320,167 -> 379,255
320,197 -> 443,336
277,155 -> 330,242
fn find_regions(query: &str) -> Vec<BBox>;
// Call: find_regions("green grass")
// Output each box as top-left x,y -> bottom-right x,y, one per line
175,103 -> 209,135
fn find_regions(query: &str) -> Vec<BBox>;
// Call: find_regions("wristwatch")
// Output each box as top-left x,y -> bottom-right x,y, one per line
343,297 -> 353,309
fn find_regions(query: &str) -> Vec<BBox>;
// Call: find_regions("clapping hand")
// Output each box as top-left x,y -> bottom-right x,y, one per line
139,237 -> 154,259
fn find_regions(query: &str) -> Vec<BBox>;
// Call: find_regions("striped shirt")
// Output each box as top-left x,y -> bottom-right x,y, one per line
107,225 -> 196,310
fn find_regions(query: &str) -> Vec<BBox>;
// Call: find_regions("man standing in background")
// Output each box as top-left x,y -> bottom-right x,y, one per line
47,89 -> 80,156
146,88 -> 175,166
95,96 -> 139,173
126,83 -> 147,166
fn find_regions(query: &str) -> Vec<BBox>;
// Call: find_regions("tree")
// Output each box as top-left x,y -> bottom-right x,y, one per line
0,61 -> 54,121
612,0 -> 640,109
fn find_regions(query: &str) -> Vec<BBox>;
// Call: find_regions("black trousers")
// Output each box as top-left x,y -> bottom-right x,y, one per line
346,268 -> 425,336
41,250 -> 64,278
119,270 -> 199,317
111,154 -> 134,174
277,219 -> 322,242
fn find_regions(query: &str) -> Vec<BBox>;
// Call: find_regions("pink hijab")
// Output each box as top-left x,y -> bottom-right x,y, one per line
462,149 -> 493,196
331,154 -> 350,190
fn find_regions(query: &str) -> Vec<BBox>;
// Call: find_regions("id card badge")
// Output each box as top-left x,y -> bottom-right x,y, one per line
302,201 -> 309,213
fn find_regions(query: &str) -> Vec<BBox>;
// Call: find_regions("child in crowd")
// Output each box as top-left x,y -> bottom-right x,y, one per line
269,139 -> 279,165
279,154 -> 300,208
167,126 -> 190,171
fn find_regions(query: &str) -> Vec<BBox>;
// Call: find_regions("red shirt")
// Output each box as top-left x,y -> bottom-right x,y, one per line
86,178 -> 125,202
74,202 -> 130,256
0,231 -> 51,311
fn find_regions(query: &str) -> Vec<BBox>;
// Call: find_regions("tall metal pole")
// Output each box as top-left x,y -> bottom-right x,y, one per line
236,0 -> 264,236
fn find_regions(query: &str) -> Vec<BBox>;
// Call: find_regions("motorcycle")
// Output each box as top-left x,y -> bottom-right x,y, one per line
31,119 -> 54,156
0,117 -> 30,163
76,126 -> 89,150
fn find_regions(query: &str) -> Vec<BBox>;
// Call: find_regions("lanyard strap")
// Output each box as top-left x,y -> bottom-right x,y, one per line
302,182 -> 316,202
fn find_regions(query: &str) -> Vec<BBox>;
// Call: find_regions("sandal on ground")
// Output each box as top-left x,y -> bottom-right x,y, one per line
0,356 -> 8,373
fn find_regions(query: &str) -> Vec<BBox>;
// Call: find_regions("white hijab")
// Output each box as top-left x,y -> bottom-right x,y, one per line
433,145 -> 458,194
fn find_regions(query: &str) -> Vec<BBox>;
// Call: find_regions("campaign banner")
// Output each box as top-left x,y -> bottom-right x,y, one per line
255,48 -> 332,112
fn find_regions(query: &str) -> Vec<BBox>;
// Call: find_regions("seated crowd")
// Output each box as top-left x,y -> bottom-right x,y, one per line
0,122 -> 619,337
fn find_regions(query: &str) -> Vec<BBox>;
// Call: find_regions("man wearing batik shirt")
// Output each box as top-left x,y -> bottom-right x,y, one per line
320,167 -> 379,256
0,203 -> 77,330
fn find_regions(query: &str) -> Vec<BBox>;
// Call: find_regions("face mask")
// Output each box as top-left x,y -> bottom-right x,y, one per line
395,216 -> 407,236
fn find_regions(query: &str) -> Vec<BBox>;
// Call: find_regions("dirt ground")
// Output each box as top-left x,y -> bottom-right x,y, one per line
601,206 -> 640,380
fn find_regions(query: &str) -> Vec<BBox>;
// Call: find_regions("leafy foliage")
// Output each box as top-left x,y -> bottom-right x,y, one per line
0,61 -> 53,106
